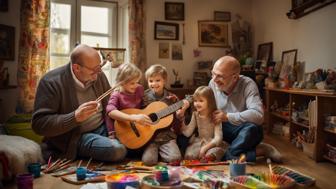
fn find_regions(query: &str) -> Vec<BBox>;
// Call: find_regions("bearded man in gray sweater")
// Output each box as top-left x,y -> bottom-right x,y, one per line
32,44 -> 126,161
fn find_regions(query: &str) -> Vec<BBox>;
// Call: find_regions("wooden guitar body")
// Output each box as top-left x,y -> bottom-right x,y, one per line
114,101 -> 174,149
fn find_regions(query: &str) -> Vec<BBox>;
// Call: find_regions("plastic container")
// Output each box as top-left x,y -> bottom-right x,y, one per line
28,162 -> 41,178
229,163 -> 246,177
16,173 -> 33,189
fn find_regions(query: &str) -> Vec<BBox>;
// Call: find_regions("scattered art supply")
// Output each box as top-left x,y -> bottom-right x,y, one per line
51,166 -> 77,177
105,173 -> 140,189
272,165 -> 316,187
252,173 -> 295,188
27,162 -> 41,178
267,158 -> 273,175
61,170 -> 105,185
16,173 -> 33,189
76,167 -> 87,181
141,175 -> 182,189
230,175 -> 270,189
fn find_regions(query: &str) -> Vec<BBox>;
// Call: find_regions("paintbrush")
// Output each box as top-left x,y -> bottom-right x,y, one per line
77,160 -> 83,168
96,82 -> 122,102
86,157 -> 93,169
267,158 -> 273,175
238,154 -> 246,163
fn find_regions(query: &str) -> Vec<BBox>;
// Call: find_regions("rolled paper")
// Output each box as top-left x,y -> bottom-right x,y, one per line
106,173 -> 140,189
28,162 -> 41,178
76,167 -> 87,181
17,173 -> 33,189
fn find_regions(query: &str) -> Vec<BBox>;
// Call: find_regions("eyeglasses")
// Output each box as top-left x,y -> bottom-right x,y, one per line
78,60 -> 107,74
211,71 -> 236,81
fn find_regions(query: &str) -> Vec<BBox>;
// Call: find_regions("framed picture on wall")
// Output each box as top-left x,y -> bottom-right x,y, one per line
0,24 -> 15,60
214,11 -> 231,22
154,21 -> 179,40
198,20 -> 228,47
165,2 -> 184,21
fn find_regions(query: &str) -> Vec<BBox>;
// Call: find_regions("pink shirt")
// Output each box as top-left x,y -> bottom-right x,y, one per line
106,85 -> 144,132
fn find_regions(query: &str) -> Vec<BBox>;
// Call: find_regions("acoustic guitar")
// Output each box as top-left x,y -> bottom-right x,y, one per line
114,96 -> 192,149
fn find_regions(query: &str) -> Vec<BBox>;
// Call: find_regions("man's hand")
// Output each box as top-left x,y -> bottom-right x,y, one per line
130,114 -> 152,126
212,110 -> 228,124
75,101 -> 99,122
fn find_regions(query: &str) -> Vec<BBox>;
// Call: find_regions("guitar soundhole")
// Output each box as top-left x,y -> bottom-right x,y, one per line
148,113 -> 158,123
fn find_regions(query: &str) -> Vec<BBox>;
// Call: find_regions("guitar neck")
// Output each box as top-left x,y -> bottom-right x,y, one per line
156,100 -> 184,119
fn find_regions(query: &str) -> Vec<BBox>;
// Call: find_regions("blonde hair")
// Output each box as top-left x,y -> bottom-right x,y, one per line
193,86 -> 217,117
115,63 -> 142,85
145,64 -> 168,80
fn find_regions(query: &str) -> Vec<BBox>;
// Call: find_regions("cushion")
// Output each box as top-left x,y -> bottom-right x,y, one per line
0,135 -> 43,180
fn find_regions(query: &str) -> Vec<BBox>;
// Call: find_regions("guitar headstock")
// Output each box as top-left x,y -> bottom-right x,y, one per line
184,95 -> 194,104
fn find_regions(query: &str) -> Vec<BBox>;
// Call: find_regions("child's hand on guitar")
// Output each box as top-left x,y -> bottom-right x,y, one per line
176,99 -> 190,120
130,114 -> 152,126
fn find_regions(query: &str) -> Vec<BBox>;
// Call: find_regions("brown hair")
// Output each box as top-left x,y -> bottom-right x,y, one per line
145,64 -> 168,80
193,86 -> 217,117
115,63 -> 142,85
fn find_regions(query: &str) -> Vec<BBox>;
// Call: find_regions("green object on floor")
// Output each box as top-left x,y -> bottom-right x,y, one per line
4,114 -> 43,144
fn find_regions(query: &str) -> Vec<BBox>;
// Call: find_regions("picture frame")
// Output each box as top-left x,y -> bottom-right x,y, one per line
214,11 -> 231,22
0,24 -> 15,60
94,47 -> 126,68
198,21 -> 229,47
193,71 -> 210,86
165,2 -> 184,21
154,21 -> 179,40
279,49 -> 298,80
256,42 -> 273,65
0,0 -> 8,12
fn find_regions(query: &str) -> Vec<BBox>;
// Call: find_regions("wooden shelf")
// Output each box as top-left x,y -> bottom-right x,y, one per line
324,128 -> 336,135
270,112 -> 290,121
266,88 -> 336,162
292,121 -> 310,128
323,155 -> 336,164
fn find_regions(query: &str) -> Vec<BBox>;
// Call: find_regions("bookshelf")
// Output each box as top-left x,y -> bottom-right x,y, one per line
265,88 -> 336,162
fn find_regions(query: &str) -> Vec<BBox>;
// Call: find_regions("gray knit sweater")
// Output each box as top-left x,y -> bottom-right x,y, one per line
32,63 -> 110,159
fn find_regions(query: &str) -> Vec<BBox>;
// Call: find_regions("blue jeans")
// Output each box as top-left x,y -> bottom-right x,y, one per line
77,124 -> 127,162
222,122 -> 263,162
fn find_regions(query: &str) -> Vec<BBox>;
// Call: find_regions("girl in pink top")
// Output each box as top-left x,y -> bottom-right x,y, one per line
106,63 -> 151,137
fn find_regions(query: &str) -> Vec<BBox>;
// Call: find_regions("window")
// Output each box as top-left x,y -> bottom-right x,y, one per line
50,0 -> 128,85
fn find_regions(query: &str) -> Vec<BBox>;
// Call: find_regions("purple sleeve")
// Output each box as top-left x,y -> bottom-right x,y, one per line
106,93 -> 120,113
105,93 -> 120,133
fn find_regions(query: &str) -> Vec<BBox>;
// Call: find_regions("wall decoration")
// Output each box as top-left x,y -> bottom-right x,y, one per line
165,2 -> 184,21
95,47 -> 126,68
0,24 -> 15,60
256,42 -> 273,69
193,72 -> 210,86
172,43 -> 183,60
279,49 -> 298,80
214,11 -> 231,22
158,42 -> 169,59
0,0 -> 8,12
198,21 -> 228,47
154,21 -> 179,40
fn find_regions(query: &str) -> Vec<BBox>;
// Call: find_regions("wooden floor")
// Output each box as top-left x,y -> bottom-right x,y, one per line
3,133 -> 336,189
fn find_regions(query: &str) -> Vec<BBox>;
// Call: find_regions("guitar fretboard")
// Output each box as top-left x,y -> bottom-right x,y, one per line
156,100 -> 184,119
